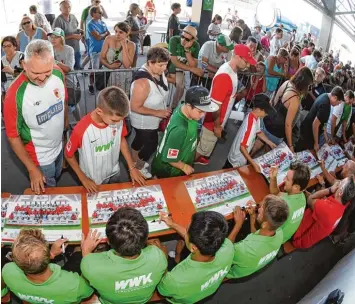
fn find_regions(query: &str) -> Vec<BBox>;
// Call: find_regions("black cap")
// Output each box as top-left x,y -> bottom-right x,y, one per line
252,93 -> 276,115
185,86 -> 219,113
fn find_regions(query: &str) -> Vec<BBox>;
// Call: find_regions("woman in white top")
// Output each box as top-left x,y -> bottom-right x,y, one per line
1,36 -> 24,92
101,22 -> 136,95
130,47 -> 171,177
207,15 -> 222,41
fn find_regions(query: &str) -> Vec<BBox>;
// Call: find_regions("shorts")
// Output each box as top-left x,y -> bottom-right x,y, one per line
260,119 -> 283,146
196,127 -> 218,157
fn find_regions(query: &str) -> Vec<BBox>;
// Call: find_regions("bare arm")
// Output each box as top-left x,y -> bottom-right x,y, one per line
101,5 -> 108,19
319,161 -> 337,185
228,221 -> 244,242
201,56 -> 217,73
341,120 -> 347,142
312,117 -> 321,149
16,33 -> 20,51
100,37 -> 112,68
130,79 -> 156,116
267,57 -> 284,77
121,41 -> 135,68
169,29 -> 174,39
56,62 -> 71,73
284,95 -> 300,149
257,131 -> 277,149
185,51 -> 197,67
170,56 -> 194,72
120,137 -> 146,186
307,187 -> 331,210
330,115 -> 337,138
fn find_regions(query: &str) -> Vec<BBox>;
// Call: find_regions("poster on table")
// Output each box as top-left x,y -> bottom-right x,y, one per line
253,142 -> 294,185
2,194 -> 82,243
316,144 -> 337,173
329,144 -> 348,167
1,198 -> 10,230
184,171 -> 255,215
344,140 -> 355,159
87,185 -> 170,239
295,150 -> 322,179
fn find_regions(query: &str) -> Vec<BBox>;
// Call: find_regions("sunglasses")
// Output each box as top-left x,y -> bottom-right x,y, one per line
180,34 -> 192,42
96,11 -> 103,14
22,21 -> 31,26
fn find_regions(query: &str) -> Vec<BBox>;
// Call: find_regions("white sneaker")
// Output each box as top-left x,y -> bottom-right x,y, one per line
139,167 -> 152,179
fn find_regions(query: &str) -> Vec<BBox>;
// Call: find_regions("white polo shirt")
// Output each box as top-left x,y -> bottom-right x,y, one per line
198,41 -> 232,70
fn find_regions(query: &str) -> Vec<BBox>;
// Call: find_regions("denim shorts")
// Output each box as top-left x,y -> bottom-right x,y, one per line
260,119 -> 284,146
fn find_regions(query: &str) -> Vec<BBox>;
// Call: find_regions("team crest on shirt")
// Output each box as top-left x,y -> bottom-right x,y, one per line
53,88 -> 63,102
66,139 -> 72,152
167,149 -> 179,159
112,128 -> 117,137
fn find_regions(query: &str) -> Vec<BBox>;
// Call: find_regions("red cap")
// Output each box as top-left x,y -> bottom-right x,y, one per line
234,44 -> 257,65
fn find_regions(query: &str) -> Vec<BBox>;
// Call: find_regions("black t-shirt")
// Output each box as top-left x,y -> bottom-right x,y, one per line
241,25 -> 252,41
301,83 -> 326,111
167,14 -> 180,42
301,93 -> 331,142
346,107 -> 355,138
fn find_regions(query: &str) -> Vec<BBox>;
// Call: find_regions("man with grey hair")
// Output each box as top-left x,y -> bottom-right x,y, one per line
53,0 -> 83,69
4,39 -> 68,194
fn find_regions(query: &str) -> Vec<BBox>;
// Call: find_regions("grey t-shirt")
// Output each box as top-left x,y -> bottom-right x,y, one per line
53,14 -> 80,51
54,45 -> 75,88
198,41 -> 231,70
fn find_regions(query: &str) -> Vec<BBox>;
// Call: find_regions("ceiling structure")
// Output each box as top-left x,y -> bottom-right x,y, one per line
304,0 -> 355,42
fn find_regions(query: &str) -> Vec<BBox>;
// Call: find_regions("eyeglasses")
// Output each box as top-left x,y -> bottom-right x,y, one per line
96,11 -> 103,14
2,44 -> 13,48
22,21 -> 31,25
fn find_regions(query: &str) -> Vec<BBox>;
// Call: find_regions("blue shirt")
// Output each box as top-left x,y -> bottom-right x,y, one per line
87,19 -> 108,54
18,29 -> 43,52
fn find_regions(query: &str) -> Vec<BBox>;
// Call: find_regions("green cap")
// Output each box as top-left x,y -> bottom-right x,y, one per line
217,34 -> 234,51
47,27 -> 65,38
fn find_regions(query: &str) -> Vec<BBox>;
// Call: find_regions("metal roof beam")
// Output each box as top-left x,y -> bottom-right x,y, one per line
335,10 -> 355,14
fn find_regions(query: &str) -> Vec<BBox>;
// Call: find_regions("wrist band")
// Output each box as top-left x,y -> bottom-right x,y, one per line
128,165 -> 136,172
328,187 -> 332,195
183,164 -> 187,171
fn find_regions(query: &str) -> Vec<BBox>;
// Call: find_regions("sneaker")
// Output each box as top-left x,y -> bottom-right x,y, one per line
139,167 -> 152,179
88,85 -> 94,95
194,156 -> 209,165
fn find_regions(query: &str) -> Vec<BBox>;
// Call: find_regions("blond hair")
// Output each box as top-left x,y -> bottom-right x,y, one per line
12,229 -> 51,274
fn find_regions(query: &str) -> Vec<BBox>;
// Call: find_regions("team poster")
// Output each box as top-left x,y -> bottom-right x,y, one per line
87,185 -> 169,238
295,150 -> 322,179
329,144 -> 348,167
184,171 -> 254,215
317,144 -> 338,173
253,142 -> 294,185
2,194 -> 82,243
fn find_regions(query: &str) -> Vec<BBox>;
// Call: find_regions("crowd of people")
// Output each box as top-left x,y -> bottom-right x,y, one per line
1,1 -> 355,303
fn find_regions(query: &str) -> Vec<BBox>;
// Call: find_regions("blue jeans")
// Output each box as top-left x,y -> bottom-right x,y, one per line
74,51 -> 82,70
39,149 -> 63,187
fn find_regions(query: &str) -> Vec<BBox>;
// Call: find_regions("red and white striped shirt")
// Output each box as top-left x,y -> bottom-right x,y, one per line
65,113 -> 128,184
228,112 -> 261,167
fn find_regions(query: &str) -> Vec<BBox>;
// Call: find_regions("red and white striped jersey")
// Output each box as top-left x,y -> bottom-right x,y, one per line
4,68 -> 67,166
65,113 -> 128,184
228,112 -> 261,167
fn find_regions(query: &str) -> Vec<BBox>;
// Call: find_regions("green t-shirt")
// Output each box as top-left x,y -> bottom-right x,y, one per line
2,263 -> 93,304
80,246 -> 167,304
158,239 -> 234,304
280,192 -> 306,243
168,36 -> 200,73
341,104 -> 352,122
152,105 -> 198,178
227,229 -> 283,279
